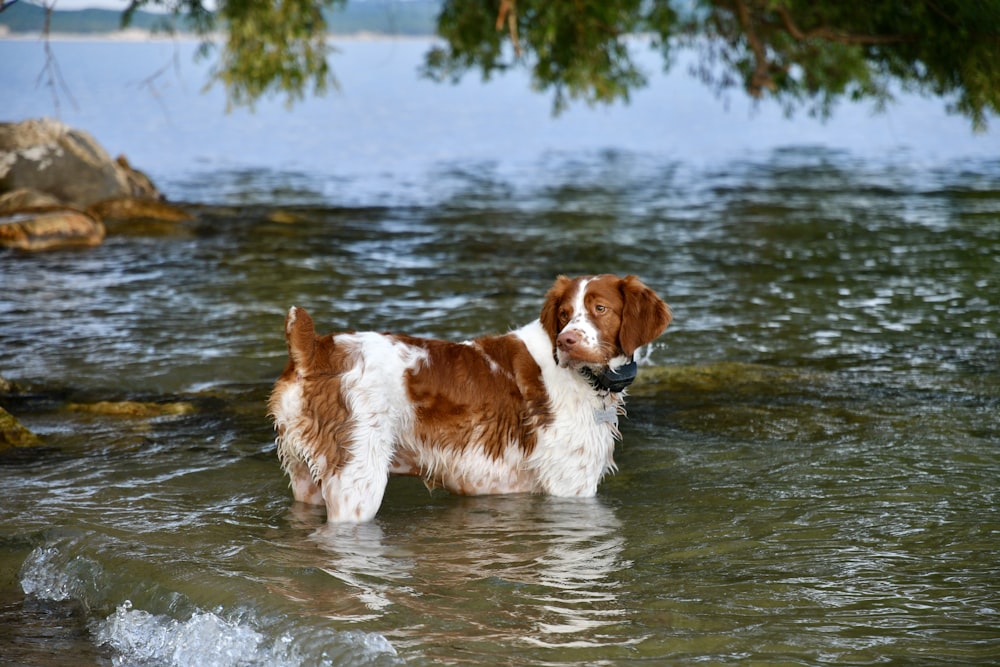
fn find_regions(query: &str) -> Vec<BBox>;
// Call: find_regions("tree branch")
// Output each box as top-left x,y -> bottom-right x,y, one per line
732,0 -> 775,96
774,4 -> 913,45
36,0 -> 79,114
496,0 -> 522,57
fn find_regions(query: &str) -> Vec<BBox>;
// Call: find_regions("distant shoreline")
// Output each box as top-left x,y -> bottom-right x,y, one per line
0,27 -> 193,41
0,1 -> 440,39
0,28 -> 436,42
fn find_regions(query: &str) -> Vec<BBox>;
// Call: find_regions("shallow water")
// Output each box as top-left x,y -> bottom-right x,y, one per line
2,38 -> 1000,666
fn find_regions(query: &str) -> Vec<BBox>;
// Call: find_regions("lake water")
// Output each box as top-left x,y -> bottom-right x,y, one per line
1,36 -> 999,666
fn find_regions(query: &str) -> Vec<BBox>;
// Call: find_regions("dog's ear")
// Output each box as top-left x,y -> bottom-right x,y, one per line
285,306 -> 316,371
618,275 -> 671,356
539,275 -> 572,345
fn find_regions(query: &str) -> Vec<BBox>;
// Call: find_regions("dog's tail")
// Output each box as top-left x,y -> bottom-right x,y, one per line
285,306 -> 316,372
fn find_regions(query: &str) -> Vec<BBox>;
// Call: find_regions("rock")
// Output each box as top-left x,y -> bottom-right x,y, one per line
89,198 -> 194,237
0,119 -> 189,245
267,210 -> 311,224
88,197 -> 192,223
0,188 -> 62,213
115,155 -> 161,200
0,406 -> 42,450
0,208 -> 106,250
0,118 -> 163,208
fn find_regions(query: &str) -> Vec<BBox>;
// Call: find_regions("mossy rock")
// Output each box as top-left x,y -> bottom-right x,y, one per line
266,209 -> 312,224
0,406 -> 42,450
67,400 -> 195,418
629,362 -> 864,442
632,362 -> 820,399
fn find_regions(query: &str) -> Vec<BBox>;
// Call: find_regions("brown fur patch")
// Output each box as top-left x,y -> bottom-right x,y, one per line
268,316 -> 363,479
399,333 -> 552,463
617,274 -> 673,355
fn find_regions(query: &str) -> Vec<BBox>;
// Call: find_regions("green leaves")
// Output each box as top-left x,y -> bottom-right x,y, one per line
125,0 -> 1000,127
214,0 -> 343,109
684,0 -> 1000,128
124,0 -> 342,109
423,0 -> 999,127
426,0 -> 652,113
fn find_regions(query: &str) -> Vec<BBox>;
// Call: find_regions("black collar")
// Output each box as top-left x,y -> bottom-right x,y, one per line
580,359 -> 638,393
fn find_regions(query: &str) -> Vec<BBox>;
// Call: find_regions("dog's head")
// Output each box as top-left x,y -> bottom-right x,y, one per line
540,274 -> 671,371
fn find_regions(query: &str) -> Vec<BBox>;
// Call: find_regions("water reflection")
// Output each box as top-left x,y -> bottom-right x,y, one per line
300,495 -> 633,652
310,521 -> 413,622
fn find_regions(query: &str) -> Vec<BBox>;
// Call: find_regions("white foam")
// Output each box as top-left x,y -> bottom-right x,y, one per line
19,545 -> 398,667
96,602 -> 264,667
19,545 -> 102,603
94,601 -> 398,667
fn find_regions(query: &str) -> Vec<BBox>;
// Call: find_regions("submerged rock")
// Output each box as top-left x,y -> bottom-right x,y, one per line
629,362 -> 857,443
632,362 -> 815,396
67,400 -> 196,418
0,406 -> 42,450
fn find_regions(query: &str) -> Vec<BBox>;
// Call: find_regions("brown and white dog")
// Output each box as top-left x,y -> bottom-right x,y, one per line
268,274 -> 671,522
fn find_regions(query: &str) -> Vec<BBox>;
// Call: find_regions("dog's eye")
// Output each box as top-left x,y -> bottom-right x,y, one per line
594,304 -> 607,314
558,309 -> 570,323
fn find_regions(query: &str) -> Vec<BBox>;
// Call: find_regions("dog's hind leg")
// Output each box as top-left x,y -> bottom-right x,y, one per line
285,458 -> 324,506
321,425 -> 394,522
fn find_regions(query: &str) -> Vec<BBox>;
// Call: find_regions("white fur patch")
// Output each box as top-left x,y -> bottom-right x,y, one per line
515,320 -> 621,497
399,440 -> 536,496
564,277 -> 600,345
322,334 -> 428,521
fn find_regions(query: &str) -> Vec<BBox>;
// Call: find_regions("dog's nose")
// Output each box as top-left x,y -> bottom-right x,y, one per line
557,330 -> 579,350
